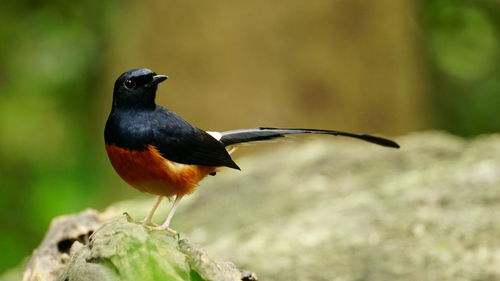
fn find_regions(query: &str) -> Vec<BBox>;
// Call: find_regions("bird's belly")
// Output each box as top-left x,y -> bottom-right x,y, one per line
105,144 -> 217,196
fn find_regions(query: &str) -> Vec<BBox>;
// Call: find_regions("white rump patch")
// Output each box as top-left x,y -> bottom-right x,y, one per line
207,131 -> 222,141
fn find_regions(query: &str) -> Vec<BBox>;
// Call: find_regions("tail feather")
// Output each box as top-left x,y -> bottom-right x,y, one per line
219,127 -> 399,148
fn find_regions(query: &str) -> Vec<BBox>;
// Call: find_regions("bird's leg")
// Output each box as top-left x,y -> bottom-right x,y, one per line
153,195 -> 184,234
142,195 -> 164,226
227,145 -> 239,155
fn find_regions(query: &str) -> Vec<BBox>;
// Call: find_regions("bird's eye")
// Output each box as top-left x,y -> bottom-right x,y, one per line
124,79 -> 136,89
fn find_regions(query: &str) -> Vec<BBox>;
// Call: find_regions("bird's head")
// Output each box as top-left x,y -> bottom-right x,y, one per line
112,68 -> 168,110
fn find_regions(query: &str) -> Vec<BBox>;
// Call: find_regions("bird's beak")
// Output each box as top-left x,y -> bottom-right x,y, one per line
146,75 -> 168,87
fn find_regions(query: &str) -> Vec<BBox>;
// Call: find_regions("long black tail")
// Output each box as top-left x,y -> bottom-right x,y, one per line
219,127 -> 399,148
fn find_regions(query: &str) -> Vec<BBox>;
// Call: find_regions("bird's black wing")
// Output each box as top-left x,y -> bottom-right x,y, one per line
151,107 -> 240,170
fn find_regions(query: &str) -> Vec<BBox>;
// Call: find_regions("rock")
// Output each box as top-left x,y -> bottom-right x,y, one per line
22,211 -> 256,281
58,214 -> 256,281
7,132 -> 500,281
23,209 -> 114,281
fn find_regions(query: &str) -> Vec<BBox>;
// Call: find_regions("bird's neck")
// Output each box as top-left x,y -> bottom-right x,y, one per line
111,102 -> 157,112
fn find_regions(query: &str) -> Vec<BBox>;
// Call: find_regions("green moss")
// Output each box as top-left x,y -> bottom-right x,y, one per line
57,215 -> 251,281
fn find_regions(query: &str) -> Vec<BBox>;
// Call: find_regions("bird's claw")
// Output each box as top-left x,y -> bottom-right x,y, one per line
152,225 -> 178,236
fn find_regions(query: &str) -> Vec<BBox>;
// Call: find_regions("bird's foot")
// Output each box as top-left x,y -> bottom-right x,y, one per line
152,224 -> 178,235
123,212 -> 135,222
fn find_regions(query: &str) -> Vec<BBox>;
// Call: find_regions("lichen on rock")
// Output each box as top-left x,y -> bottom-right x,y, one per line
22,212 -> 256,281
57,214 -> 256,281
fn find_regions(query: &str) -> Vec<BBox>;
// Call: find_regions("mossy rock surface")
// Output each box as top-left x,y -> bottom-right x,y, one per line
20,211 -> 255,281
59,215 -> 256,281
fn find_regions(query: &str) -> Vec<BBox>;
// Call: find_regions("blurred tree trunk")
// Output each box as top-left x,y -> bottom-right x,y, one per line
104,0 -> 426,135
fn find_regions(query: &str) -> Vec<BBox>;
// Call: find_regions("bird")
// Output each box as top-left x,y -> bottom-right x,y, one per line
104,68 -> 400,234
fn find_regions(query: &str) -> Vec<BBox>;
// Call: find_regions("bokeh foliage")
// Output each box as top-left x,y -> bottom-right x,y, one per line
423,0 -> 500,135
0,0 -> 121,272
0,0 -> 499,275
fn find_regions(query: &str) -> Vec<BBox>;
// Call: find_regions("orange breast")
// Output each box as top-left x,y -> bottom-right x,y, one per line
105,144 -> 217,197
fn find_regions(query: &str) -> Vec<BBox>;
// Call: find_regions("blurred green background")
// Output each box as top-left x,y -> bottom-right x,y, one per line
0,0 -> 499,274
